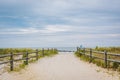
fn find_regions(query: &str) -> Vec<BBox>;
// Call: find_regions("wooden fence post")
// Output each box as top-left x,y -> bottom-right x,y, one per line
42,48 -> 44,56
10,52 -> 13,71
104,50 -> 107,68
89,48 -> 92,63
48,48 -> 49,52
36,49 -> 38,60
26,51 -> 29,65
53,48 -> 54,53
79,47 -> 82,56
77,47 -> 79,51
83,48 -> 85,55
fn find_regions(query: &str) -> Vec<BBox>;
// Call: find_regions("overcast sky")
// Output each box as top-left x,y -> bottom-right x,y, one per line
0,0 -> 120,48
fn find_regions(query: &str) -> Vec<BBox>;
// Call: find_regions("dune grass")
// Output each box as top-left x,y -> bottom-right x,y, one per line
0,48 -> 58,72
75,47 -> 120,71
95,46 -> 120,54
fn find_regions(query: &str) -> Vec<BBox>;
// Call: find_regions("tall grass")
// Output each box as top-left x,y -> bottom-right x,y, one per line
75,47 -> 120,71
0,48 -> 58,71
95,46 -> 120,54
0,48 -> 34,55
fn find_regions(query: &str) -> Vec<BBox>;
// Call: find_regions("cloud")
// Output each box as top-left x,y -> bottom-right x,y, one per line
0,28 -> 39,34
0,25 -> 72,34
0,0 -> 120,47
42,25 -> 71,33
1,0 -> 120,17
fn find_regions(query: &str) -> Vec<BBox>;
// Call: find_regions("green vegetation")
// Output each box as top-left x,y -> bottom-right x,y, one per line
95,46 -> 120,54
0,48 -> 34,55
42,49 -> 58,56
75,47 -> 120,72
0,48 -> 58,71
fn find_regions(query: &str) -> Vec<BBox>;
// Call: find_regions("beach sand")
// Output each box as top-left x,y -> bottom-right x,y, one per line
0,52 -> 119,80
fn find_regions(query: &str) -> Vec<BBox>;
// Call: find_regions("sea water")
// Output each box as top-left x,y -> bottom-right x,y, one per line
32,47 -> 77,52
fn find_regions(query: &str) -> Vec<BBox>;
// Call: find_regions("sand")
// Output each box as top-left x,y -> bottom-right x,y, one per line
0,52 -> 119,80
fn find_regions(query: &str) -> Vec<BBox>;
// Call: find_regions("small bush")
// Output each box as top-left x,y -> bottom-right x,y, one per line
75,48 -> 120,71
113,62 -> 119,70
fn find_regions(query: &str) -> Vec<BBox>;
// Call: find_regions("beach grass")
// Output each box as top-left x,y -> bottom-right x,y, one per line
75,47 -> 120,71
0,48 -> 58,72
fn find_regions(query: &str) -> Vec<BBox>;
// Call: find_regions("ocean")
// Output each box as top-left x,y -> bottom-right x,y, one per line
32,47 -> 77,52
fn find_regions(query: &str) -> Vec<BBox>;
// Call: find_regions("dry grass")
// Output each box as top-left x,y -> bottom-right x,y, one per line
75,47 -> 120,71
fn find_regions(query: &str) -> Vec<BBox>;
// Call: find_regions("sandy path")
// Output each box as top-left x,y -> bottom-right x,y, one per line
0,52 -> 119,80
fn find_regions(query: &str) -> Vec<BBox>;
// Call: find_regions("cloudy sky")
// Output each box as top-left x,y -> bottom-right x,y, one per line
0,0 -> 120,48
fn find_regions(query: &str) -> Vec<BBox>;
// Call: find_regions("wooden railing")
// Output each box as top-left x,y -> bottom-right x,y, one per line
0,48 -> 57,71
76,47 -> 120,68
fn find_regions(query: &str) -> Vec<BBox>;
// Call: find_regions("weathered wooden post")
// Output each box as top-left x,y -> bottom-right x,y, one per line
52,48 -> 54,53
10,52 -> 13,71
79,47 -> 81,53
36,49 -> 38,60
83,48 -> 86,55
89,48 -> 92,63
55,48 -> 57,53
48,48 -> 50,52
79,47 -> 82,56
104,50 -> 107,68
77,47 -> 79,51
26,51 -> 29,65
42,48 -> 44,56
47,48 -> 49,54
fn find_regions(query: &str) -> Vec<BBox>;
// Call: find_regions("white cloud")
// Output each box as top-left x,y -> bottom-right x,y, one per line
25,0 -> 120,16
0,0 -> 120,47
42,25 -> 71,33
20,28 -> 39,33
0,25 -> 72,34
0,28 -> 38,34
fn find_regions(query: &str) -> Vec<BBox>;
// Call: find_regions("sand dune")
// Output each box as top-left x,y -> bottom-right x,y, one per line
0,52 -> 119,80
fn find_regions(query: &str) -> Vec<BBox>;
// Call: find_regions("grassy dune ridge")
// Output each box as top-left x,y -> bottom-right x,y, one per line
0,48 -> 33,55
75,47 -> 120,71
0,48 -> 58,71
95,46 -> 120,54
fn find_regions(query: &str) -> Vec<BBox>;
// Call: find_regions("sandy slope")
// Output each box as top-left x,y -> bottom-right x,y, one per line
0,52 -> 119,80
